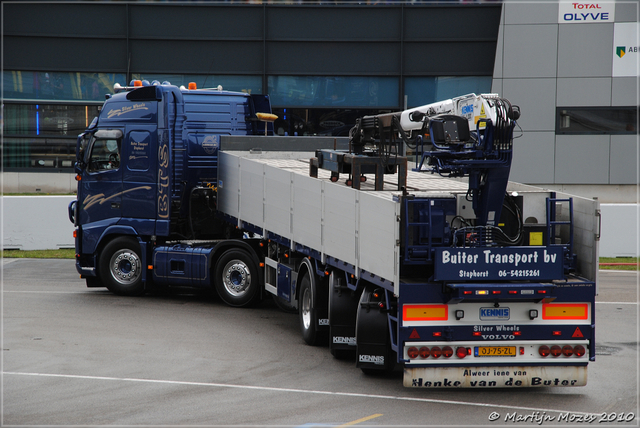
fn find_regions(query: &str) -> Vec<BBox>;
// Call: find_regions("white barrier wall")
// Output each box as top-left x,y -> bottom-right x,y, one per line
2,196 -> 76,250
599,204 -> 639,258
1,196 -> 638,258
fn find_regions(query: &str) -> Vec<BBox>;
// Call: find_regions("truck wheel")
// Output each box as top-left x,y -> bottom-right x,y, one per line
99,237 -> 144,296
299,275 -> 328,346
215,249 -> 260,307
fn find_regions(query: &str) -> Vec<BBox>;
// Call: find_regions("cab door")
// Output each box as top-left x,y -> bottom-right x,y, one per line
119,126 -> 158,235
77,129 -> 124,251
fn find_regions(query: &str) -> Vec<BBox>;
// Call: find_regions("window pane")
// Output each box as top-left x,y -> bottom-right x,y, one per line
405,76 -> 492,108
268,76 -> 399,108
3,137 -> 76,170
556,107 -> 638,134
88,138 -> 120,173
4,104 -> 100,137
3,71 -> 126,102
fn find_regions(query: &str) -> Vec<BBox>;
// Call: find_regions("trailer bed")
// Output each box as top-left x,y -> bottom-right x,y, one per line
217,150 -> 469,294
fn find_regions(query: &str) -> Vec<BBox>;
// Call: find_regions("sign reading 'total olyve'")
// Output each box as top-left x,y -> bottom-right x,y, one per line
613,22 -> 640,77
558,2 -> 615,23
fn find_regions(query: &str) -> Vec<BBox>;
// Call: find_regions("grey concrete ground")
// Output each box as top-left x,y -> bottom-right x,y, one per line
2,259 -> 638,426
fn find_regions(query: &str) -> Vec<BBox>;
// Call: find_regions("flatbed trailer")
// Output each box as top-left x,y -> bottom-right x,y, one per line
70,83 -> 599,388
216,135 -> 599,388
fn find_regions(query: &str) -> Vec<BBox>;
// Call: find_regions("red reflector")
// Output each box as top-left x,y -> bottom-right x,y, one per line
552,331 -> 562,336
432,332 -> 442,337
574,345 -> 586,357
378,302 -> 384,309
550,345 -> 562,357
508,290 -> 518,294
407,347 -> 419,359
419,347 -> 430,358
431,346 -> 442,359
538,345 -> 550,357
537,290 -> 547,294
463,290 -> 473,295
572,327 -> 584,338
409,329 -> 421,339
562,345 -> 574,357
456,347 -> 469,358
492,290 -> 501,294
519,346 -> 525,355
442,346 -> 453,358
472,331 -> 481,336
514,331 -> 521,336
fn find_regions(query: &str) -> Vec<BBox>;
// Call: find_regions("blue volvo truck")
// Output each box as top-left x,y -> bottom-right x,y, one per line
70,83 -> 600,388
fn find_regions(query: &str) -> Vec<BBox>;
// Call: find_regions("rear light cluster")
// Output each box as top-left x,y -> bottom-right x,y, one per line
538,344 -> 586,358
407,346 -> 471,360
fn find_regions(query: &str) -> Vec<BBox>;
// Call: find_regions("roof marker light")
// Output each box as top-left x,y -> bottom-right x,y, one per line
188,82 -> 197,90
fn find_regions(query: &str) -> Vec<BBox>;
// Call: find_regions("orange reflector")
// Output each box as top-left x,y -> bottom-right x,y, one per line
542,303 -> 589,320
259,263 -> 265,268
403,305 -> 448,321
147,265 -> 153,270
188,82 -> 197,90
73,230 -> 77,238
75,174 -> 82,181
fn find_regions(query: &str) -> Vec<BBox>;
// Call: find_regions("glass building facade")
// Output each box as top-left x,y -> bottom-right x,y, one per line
3,2 -> 500,172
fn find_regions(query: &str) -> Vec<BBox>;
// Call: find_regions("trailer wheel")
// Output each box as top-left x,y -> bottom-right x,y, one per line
215,249 -> 260,307
299,275 -> 328,346
99,237 -> 144,296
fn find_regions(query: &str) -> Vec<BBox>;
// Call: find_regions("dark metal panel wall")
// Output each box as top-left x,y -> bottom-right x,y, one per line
128,5 -> 264,40
266,6 -> 402,40
3,3 -> 500,81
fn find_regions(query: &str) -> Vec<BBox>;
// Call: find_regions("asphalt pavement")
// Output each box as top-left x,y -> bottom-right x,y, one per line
2,259 -> 638,426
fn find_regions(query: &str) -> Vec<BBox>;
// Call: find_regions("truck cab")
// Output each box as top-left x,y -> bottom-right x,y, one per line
70,81 -> 272,294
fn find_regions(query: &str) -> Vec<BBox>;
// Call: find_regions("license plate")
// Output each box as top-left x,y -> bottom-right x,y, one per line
475,346 -> 516,357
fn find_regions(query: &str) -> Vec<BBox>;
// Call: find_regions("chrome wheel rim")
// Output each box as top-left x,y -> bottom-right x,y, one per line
109,249 -> 141,285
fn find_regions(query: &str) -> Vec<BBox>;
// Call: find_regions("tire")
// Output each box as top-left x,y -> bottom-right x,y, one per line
214,249 -> 260,307
99,237 -> 144,296
298,275 -> 328,346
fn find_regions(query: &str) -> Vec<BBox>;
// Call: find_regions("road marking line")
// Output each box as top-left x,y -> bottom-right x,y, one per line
2,290 -> 105,294
595,301 -> 638,305
3,371 -> 599,416
337,413 -> 383,427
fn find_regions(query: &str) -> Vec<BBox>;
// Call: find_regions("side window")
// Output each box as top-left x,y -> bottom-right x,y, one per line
87,138 -> 120,172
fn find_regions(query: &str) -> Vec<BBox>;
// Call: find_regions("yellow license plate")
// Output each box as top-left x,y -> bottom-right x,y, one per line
475,346 -> 516,357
